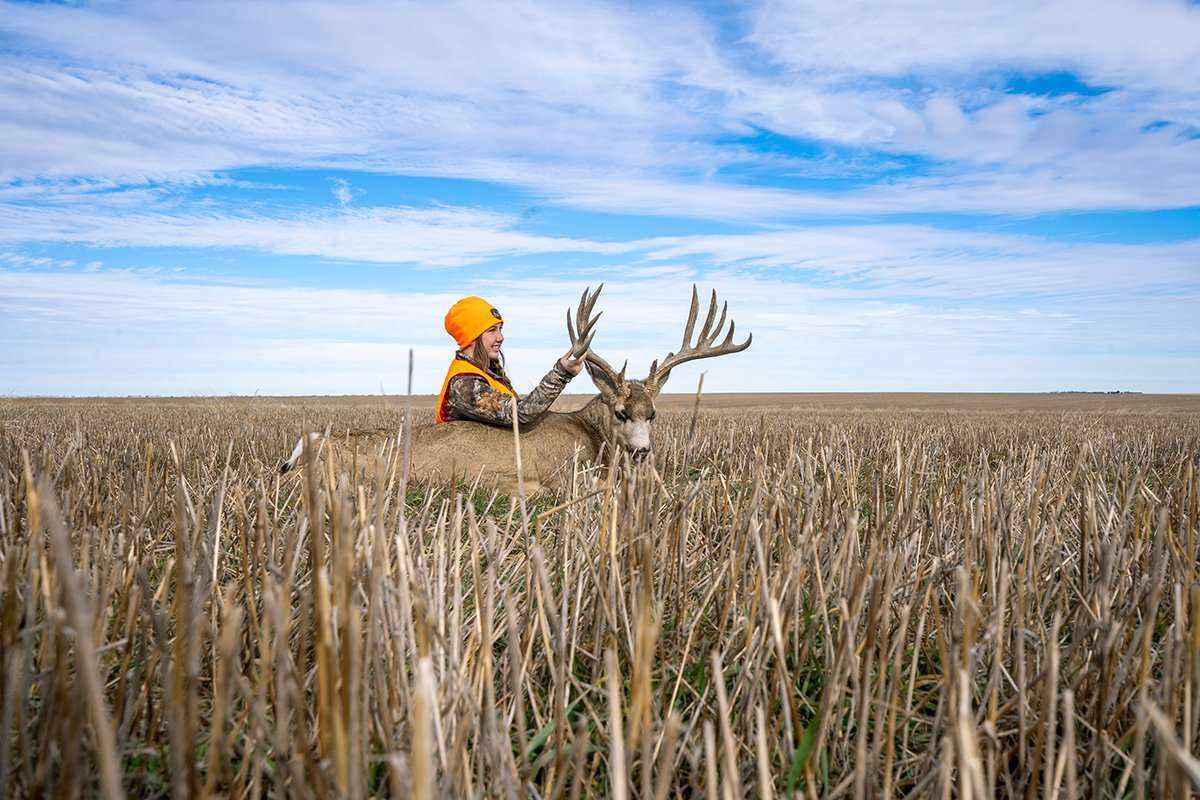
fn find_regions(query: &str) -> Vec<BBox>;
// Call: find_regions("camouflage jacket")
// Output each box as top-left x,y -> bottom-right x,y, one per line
442,357 -> 574,427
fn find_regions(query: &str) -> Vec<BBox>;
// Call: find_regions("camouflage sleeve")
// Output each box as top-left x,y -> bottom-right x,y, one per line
445,362 -> 574,426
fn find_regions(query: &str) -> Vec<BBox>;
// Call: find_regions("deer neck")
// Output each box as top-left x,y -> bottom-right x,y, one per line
568,394 -> 615,449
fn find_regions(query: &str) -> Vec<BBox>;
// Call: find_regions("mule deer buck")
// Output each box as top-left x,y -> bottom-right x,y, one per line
279,285 -> 751,494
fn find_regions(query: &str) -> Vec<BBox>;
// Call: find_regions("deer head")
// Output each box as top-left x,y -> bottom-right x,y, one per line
568,284 -> 752,461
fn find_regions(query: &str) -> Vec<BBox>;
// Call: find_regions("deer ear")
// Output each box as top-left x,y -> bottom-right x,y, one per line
585,360 -> 620,399
646,368 -> 671,396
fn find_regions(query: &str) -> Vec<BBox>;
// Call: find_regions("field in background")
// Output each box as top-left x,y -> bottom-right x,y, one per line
16,391 -> 1200,414
2,394 -> 1199,797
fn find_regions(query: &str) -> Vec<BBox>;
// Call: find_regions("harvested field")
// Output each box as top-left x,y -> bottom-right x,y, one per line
1,393 -> 1199,797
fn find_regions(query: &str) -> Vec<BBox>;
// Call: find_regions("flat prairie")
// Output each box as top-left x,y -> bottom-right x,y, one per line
15,390 -> 1196,414
1,393 -> 1198,797
579,391 -> 1200,413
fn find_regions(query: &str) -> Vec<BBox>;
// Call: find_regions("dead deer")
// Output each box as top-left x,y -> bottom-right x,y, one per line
279,285 -> 751,494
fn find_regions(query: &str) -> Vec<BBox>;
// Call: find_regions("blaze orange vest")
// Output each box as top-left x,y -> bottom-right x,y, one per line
435,357 -> 516,423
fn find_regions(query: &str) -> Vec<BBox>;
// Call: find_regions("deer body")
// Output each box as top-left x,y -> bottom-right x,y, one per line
279,284 -> 749,495
281,395 -> 617,495
408,398 -> 610,493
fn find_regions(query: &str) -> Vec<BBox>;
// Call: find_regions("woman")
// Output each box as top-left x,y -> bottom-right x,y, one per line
435,296 -> 585,426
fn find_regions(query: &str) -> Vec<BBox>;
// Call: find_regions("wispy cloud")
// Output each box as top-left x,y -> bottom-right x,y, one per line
0,203 -> 632,266
2,0 -> 1196,393
746,0 -> 1200,94
640,228 -> 1200,297
3,189 -> 1196,299
5,241 -> 1196,394
0,251 -> 76,269
2,0 -> 1197,217
329,178 -> 356,206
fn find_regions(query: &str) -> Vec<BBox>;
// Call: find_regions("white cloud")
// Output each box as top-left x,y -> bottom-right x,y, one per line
3,192 -> 1196,301
639,227 -> 1200,297
746,0 -> 1200,94
0,203 -> 632,266
0,1 -> 727,181
0,0 -> 1196,393
486,140 -> 1200,218
4,261 -> 1196,394
1,0 -> 1197,218
0,251 -> 75,269
329,178 -> 356,206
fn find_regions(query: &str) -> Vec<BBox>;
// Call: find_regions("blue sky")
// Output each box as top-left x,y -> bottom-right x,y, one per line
1,0 -> 1198,395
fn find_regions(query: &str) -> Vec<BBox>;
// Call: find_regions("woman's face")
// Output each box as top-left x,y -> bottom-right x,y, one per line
479,323 -> 503,360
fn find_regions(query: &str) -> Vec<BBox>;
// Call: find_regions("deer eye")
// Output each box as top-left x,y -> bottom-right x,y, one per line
648,410 -> 656,421
614,409 -> 629,423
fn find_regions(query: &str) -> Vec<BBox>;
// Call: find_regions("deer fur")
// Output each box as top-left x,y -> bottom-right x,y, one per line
278,285 -> 748,495
278,389 -> 649,495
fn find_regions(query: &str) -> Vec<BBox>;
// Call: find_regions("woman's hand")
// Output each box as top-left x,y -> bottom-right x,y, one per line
559,348 -> 586,376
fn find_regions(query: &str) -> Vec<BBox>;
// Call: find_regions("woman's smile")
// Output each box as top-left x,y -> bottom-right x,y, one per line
480,323 -> 504,359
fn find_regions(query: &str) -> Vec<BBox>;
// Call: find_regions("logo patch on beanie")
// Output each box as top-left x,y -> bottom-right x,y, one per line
490,307 -> 501,319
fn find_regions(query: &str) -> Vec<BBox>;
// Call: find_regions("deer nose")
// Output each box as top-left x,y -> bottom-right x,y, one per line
631,447 -> 651,462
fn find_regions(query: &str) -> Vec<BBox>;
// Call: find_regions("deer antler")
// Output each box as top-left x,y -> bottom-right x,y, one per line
567,284 -> 626,388
566,284 -> 601,357
645,285 -> 751,392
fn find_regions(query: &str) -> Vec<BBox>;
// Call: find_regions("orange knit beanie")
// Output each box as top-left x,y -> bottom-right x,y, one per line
445,296 -> 503,348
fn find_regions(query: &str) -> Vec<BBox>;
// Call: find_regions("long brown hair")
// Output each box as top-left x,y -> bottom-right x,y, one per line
462,338 -> 514,390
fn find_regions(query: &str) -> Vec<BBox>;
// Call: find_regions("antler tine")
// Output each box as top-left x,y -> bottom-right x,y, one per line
574,301 -> 601,349
679,285 -> 700,351
566,308 -> 596,356
646,286 -> 752,390
567,283 -> 625,384
695,288 -> 719,347
567,284 -> 604,357
704,301 -> 728,348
